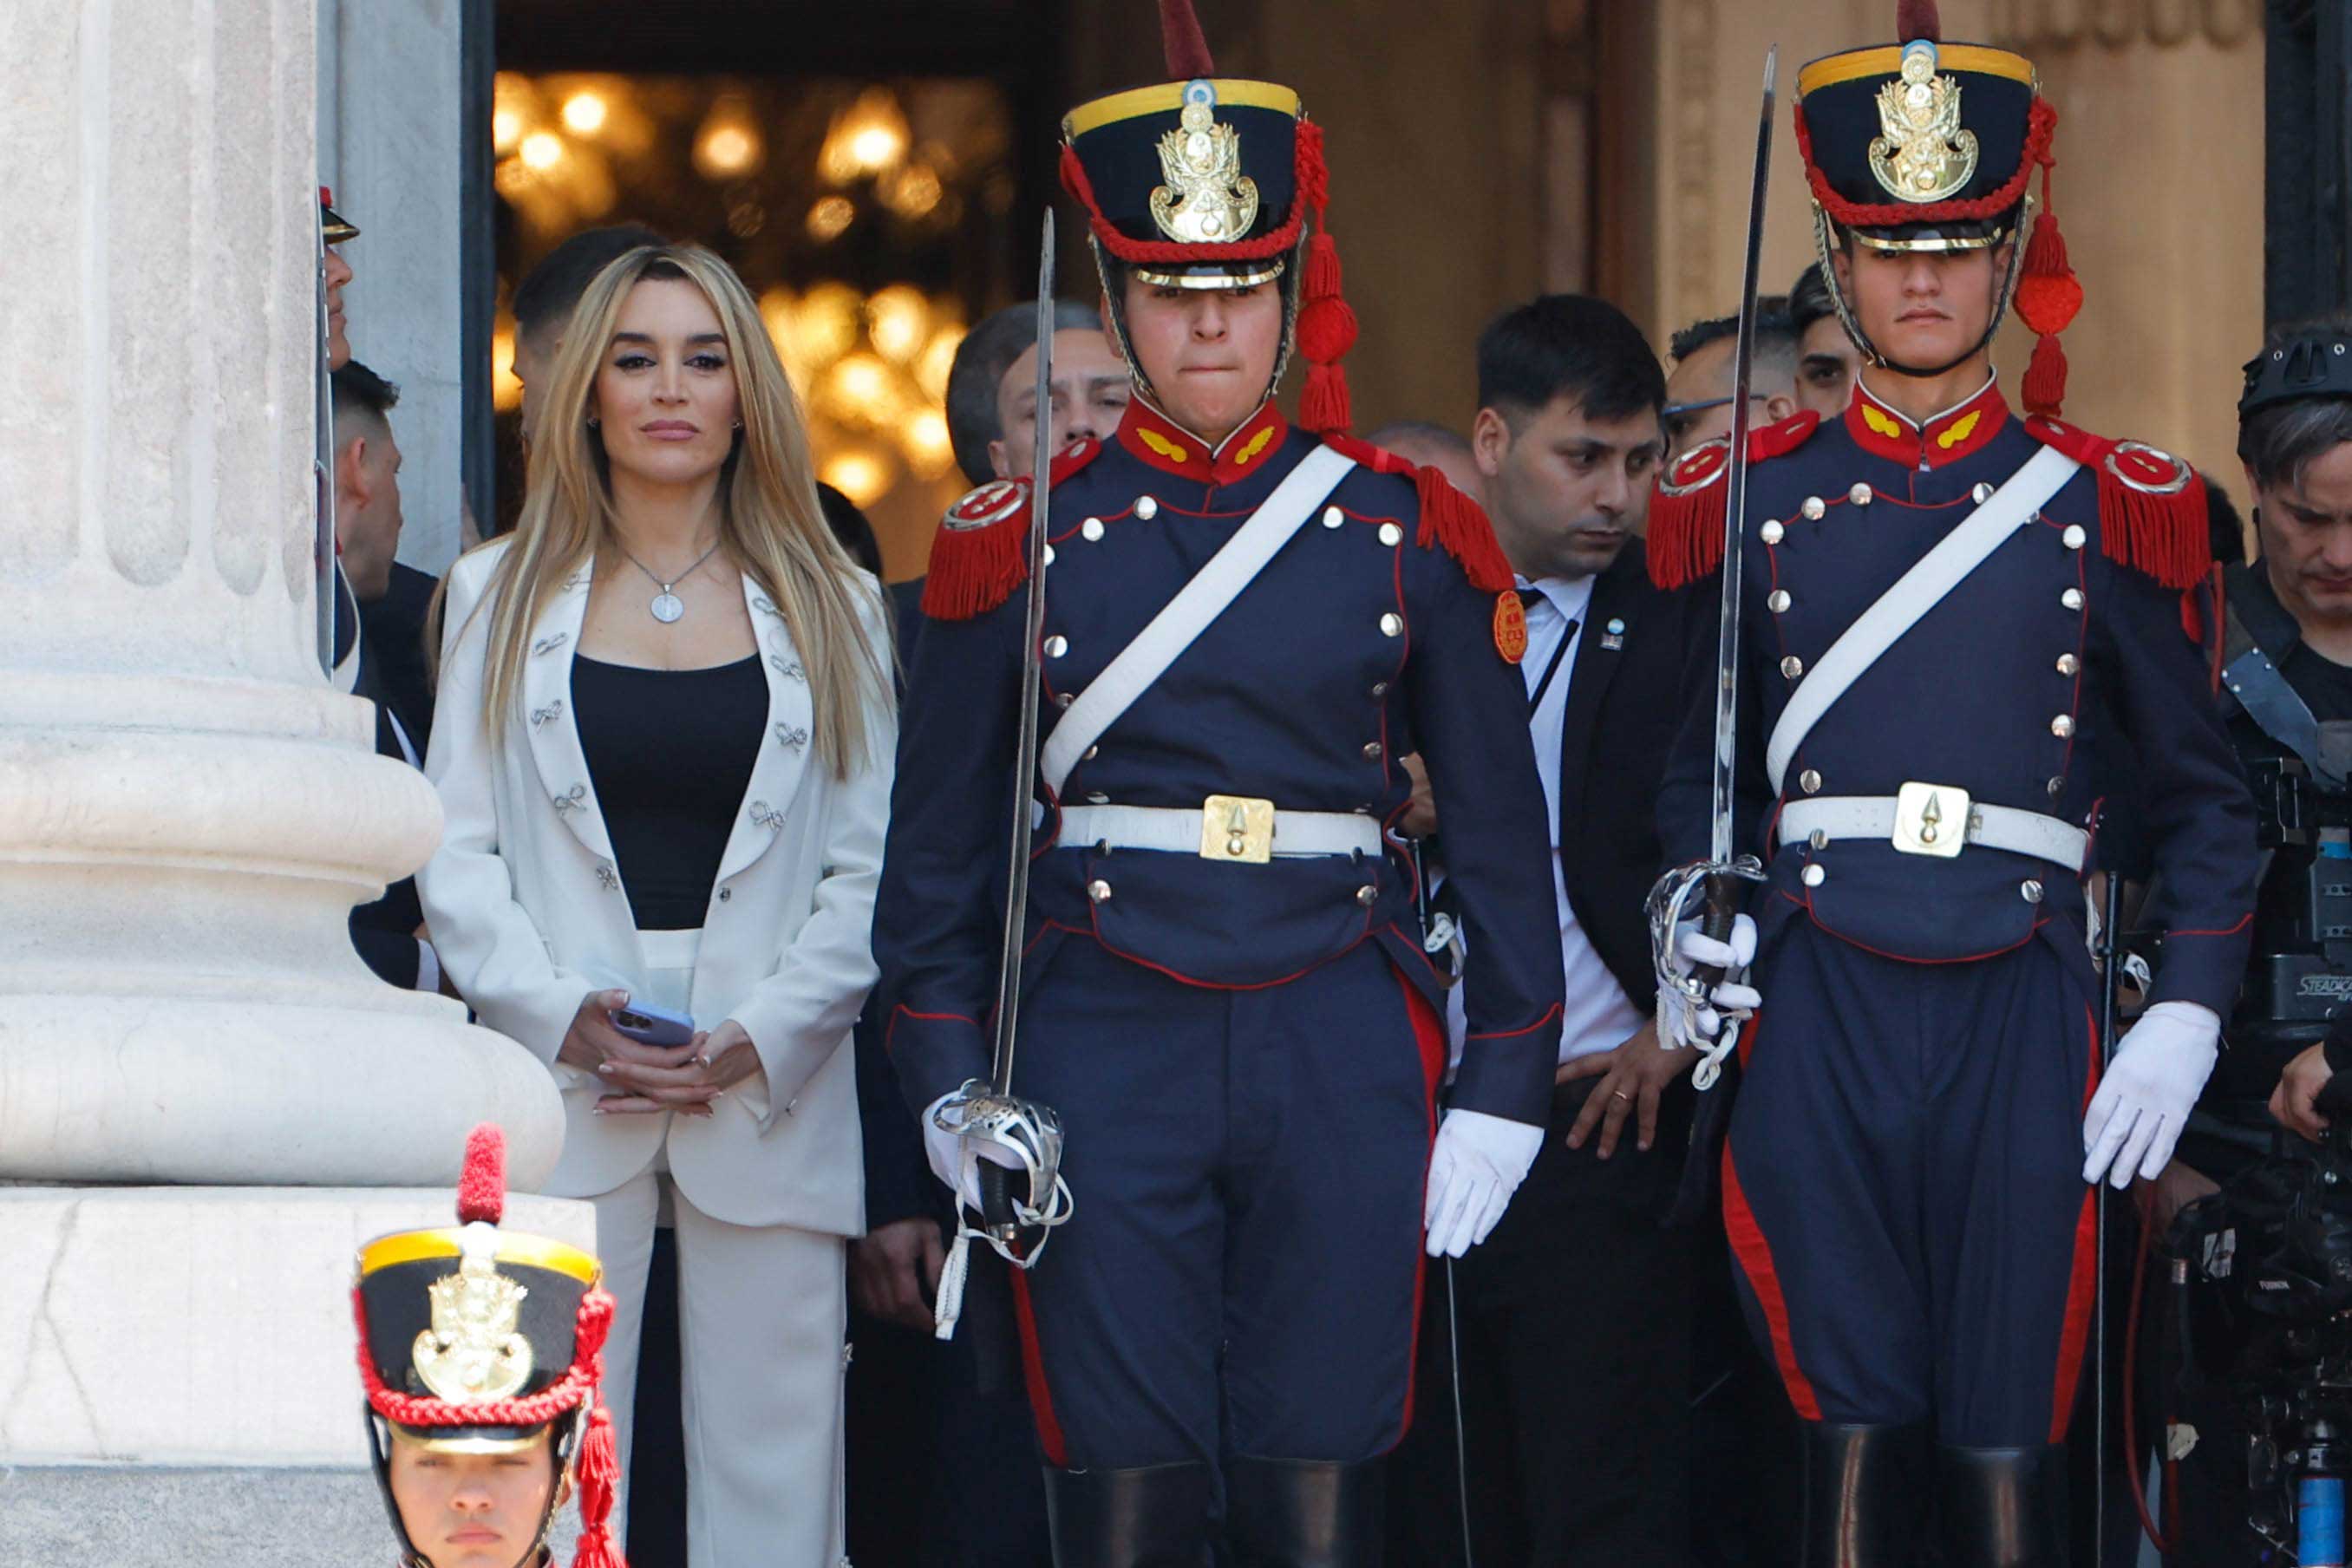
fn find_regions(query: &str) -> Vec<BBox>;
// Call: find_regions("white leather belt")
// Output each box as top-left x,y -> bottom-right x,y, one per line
1779,794 -> 2088,870
1056,801 -> 1382,861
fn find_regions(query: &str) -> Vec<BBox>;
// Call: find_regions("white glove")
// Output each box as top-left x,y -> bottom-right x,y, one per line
922,1092 -> 1025,1213
2081,1001 -> 2221,1189
1423,1108 -> 1545,1258
1656,913 -> 1762,1050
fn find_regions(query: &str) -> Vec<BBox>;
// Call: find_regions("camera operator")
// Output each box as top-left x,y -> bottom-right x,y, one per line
2134,317 -> 2352,1565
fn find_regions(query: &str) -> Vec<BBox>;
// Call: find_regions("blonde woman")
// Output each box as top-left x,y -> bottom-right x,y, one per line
419,244 -> 895,1564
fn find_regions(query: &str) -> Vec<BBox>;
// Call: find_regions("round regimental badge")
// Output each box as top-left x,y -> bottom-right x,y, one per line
1659,438 -> 1729,496
944,477 -> 1028,531
2103,441 -> 2194,496
1493,590 -> 1528,663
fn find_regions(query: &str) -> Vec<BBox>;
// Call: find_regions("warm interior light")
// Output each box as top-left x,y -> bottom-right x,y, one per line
787,283 -> 865,371
913,326 -> 964,405
560,92 -> 608,134
881,163 -> 944,220
806,195 -> 856,242
905,408 -> 956,479
694,95 -> 766,181
866,285 -> 930,363
829,353 -> 892,409
822,448 -> 892,510
820,88 -> 911,183
519,131 -> 564,172
492,323 -> 522,413
493,108 -> 522,154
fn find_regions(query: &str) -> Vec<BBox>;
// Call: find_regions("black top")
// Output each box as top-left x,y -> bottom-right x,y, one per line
572,653 -> 766,931
2250,564 -> 2352,721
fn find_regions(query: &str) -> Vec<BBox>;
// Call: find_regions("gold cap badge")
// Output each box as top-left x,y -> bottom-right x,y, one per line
1149,86 -> 1259,245
412,1227 -> 534,1403
1869,42 -> 1979,203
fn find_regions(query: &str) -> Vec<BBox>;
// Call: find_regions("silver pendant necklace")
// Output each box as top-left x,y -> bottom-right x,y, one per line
614,539 -> 722,624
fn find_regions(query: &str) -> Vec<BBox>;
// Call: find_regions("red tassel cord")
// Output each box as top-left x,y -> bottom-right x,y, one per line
570,1401 -> 624,1568
2010,110 -> 2079,418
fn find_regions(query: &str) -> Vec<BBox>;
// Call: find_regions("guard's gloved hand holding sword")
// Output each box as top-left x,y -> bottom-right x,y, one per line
924,223 -> 1076,1339
1648,49 -> 1776,1095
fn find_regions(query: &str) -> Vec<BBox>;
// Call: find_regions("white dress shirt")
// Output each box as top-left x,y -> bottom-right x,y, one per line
1447,574 -> 1647,1070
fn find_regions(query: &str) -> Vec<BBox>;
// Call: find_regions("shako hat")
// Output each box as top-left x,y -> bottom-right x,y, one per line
1795,0 -> 2082,413
1060,0 -> 1358,434
353,1125 -> 625,1568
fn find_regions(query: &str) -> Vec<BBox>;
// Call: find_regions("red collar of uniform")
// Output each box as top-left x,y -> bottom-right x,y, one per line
1114,397 -> 1289,487
1843,375 -> 2009,468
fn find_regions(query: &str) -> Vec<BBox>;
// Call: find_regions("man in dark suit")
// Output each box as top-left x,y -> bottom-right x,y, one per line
330,361 -> 439,993
1388,296 -> 1708,1566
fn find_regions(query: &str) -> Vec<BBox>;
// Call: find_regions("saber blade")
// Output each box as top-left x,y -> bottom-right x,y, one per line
988,208 -> 1059,1097
1709,45 -> 1778,868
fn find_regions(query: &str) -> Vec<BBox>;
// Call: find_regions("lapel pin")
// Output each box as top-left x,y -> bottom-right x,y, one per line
1601,616 -> 1626,651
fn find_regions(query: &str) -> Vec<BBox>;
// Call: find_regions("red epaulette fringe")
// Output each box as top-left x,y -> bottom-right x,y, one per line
920,508 -> 1029,621
1645,481 -> 1728,592
2097,462 -> 2212,593
1323,432 -> 1514,591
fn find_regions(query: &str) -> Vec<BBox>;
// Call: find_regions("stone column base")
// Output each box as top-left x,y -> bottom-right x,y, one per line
0,1184 -> 600,1565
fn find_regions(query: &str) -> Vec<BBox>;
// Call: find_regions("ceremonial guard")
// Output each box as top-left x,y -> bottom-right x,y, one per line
1648,4 -> 2257,1560
872,3 -> 1565,1562
352,1126 -> 627,1568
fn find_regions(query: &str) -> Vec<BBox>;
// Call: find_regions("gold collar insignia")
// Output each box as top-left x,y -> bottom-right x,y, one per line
1869,42 -> 1979,204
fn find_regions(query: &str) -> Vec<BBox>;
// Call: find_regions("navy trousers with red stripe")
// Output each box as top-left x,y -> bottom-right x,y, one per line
1722,922 -> 2100,1448
1003,934 -> 1441,1472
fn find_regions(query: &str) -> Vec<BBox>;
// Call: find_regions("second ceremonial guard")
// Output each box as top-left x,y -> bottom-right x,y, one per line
872,2 -> 1565,1564
1650,3 -> 2257,1563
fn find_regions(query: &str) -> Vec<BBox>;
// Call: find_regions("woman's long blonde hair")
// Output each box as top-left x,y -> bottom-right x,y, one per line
468,245 -> 891,778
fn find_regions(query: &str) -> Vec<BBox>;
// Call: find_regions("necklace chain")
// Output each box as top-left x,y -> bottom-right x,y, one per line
611,539 -> 722,624
615,539 -> 722,592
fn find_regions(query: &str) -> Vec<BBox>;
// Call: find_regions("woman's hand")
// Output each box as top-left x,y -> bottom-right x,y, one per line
595,1017 -> 765,1117
559,988 -> 716,1117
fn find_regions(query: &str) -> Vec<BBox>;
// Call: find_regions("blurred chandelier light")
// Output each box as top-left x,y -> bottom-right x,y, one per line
519,131 -> 565,172
820,88 -> 910,184
905,408 -> 956,479
821,448 -> 892,509
866,285 -> 930,363
561,91 -> 608,134
881,163 -> 944,220
695,95 -> 765,180
493,108 -> 523,154
806,195 -> 856,242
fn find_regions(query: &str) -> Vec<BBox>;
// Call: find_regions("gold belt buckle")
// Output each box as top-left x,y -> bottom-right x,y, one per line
1892,781 -> 1971,859
1201,794 -> 1276,864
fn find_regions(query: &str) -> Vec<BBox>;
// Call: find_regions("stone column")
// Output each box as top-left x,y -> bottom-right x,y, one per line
0,0 -> 561,1190
0,14 -> 576,1554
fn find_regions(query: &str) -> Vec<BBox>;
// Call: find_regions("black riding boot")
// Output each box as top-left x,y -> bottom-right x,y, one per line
1225,1456 -> 1384,1568
1802,1421 -> 1932,1567
1042,1461 -> 1214,1568
1937,1443 -> 2069,1567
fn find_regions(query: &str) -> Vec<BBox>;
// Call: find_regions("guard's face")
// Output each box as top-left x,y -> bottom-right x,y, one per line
324,246 -> 354,371
1473,394 -> 1662,583
1795,314 -> 1862,416
1834,242 -> 2005,375
2251,441 -> 2352,622
387,1432 -> 559,1568
991,328 -> 1132,479
1117,278 -> 1284,445
591,278 -> 742,493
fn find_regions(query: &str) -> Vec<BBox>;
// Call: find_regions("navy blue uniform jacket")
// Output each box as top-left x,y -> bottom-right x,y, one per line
1653,379 -> 2256,1009
873,399 -> 1567,1127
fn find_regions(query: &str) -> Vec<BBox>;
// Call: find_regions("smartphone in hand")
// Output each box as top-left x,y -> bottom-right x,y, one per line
609,999 -> 696,1049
